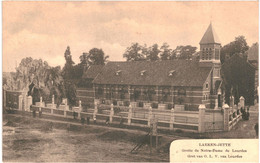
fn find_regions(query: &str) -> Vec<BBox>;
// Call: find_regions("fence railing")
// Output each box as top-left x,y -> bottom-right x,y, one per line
4,89 -> 245,133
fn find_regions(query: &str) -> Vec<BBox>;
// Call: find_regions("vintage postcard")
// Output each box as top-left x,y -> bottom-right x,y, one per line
2,1 -> 259,162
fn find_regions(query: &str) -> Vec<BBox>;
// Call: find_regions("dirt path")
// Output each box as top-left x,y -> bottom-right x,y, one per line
202,105 -> 259,139
3,104 -> 258,162
3,114 -> 174,162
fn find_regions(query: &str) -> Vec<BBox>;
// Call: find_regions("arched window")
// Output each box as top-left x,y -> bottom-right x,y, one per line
206,48 -> 209,60
215,48 -> 220,60
209,48 -> 212,60
202,48 -> 205,60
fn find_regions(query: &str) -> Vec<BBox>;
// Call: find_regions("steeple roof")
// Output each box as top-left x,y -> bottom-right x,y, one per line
200,23 -> 221,44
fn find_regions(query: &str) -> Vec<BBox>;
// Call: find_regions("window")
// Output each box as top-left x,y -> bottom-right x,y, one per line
206,83 -> 209,89
140,70 -> 146,76
215,49 -> 220,60
169,70 -> 175,76
116,70 -> 121,76
204,94 -> 208,100
206,48 -> 209,60
178,88 -> 186,96
209,48 -> 212,60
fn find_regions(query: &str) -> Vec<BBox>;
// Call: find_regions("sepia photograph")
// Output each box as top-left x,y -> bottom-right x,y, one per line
2,1 -> 259,162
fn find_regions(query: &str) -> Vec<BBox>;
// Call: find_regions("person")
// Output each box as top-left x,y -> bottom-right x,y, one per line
254,123 -> 258,137
32,110 -> 36,118
119,116 -> 124,127
105,117 -> 110,125
81,117 -> 85,125
39,109 -> 42,118
93,116 -> 97,124
67,123 -> 70,132
50,122 -> 53,131
73,111 -> 76,119
86,117 -> 90,125
246,107 -> 250,120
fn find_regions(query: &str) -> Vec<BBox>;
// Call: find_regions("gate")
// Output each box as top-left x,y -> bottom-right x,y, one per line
204,109 -> 224,132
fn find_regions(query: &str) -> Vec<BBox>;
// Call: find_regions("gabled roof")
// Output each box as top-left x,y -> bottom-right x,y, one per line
92,60 -> 212,87
200,23 -> 221,44
82,65 -> 104,79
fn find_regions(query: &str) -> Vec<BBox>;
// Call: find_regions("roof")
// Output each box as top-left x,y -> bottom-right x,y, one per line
92,60 -> 212,87
200,23 -> 221,44
247,43 -> 258,61
82,65 -> 104,79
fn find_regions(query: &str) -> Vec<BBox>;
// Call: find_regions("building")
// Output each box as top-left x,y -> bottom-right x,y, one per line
83,23 -> 223,110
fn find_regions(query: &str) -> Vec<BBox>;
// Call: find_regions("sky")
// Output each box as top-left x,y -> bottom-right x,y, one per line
2,1 -> 259,72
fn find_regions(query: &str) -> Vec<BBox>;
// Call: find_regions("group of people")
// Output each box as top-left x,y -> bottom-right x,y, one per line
241,106 -> 250,120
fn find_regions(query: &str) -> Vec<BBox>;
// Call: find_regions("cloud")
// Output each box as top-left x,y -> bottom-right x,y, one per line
3,1 -> 259,72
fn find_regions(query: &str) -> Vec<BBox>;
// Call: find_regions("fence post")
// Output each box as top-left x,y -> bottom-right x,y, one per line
93,101 -> 98,120
214,99 -> 218,109
19,95 -> 23,110
63,98 -> 67,117
52,95 -> 55,106
22,92 -> 27,111
223,104 -> 230,131
147,106 -> 152,127
198,104 -> 206,133
239,96 -> 245,109
78,100 -> 82,119
110,104 -> 114,123
230,96 -> 234,108
170,107 -> 175,130
27,96 -> 32,111
51,95 -> 55,114
128,105 -> 132,125
234,105 -> 237,116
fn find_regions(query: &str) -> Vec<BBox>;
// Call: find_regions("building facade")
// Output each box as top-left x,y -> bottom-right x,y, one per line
83,23 -> 223,110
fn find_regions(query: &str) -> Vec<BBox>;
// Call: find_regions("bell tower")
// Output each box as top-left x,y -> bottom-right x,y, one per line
199,23 -> 222,92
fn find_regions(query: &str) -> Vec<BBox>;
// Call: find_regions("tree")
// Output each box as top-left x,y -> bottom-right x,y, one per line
79,52 -> 88,65
88,48 -> 109,65
221,54 -> 255,105
13,57 -> 50,90
160,43 -> 172,60
62,46 -> 75,80
147,44 -> 160,61
221,36 -> 249,63
123,43 -> 146,61
8,57 -> 66,105
178,45 -> 197,60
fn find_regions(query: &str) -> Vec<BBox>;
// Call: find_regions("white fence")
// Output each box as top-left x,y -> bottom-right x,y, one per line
4,89 -> 245,133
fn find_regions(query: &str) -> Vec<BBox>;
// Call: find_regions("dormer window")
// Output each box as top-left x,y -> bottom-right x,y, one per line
169,70 -> 175,76
116,70 -> 121,76
140,70 -> 146,76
